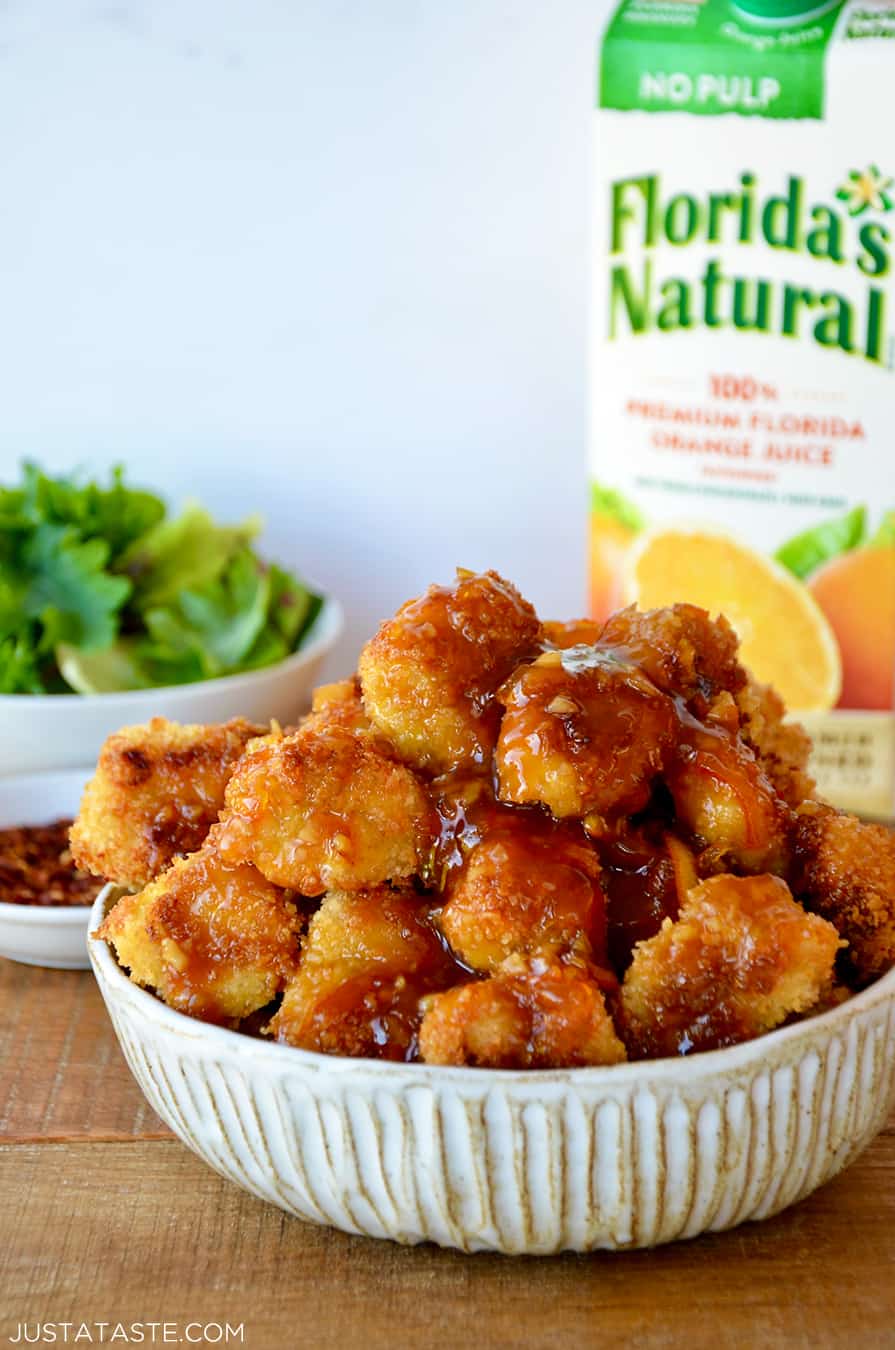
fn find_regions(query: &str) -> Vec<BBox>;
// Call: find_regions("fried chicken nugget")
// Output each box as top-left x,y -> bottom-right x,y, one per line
790,803 -> 895,983
358,568 -> 541,773
216,723 -> 435,894
495,646 -> 677,822
620,873 -> 841,1059
418,962 -> 626,1068
97,845 -> 300,1023
598,604 -> 745,714
272,887 -> 454,1058
666,723 -> 789,873
70,716 -> 263,888
735,676 -> 815,806
439,809 -> 608,972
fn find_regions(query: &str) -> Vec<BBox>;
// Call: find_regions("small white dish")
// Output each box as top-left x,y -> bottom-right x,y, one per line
90,884 -> 895,1253
0,596 -> 343,778
0,768 -> 96,969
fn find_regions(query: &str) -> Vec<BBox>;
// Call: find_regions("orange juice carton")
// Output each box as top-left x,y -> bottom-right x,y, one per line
591,0 -> 895,816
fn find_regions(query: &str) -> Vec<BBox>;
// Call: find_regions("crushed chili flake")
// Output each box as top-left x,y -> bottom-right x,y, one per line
0,819 -> 104,907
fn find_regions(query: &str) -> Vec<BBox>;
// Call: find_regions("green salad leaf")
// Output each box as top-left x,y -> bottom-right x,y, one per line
117,503 -> 261,609
0,633 -> 45,695
19,463 -> 166,562
23,524 -> 132,650
0,463 -> 322,695
774,505 -> 867,580
140,548 -> 271,683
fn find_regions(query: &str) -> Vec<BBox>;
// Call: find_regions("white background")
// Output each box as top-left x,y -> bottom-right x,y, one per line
0,0 -> 608,675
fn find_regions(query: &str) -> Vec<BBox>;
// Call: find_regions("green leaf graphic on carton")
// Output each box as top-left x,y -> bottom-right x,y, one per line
591,483 -> 646,533
870,511 -> 895,548
774,506 -> 867,580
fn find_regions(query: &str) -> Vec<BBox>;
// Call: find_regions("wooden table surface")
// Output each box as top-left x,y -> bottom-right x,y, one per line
2,958 -> 893,1350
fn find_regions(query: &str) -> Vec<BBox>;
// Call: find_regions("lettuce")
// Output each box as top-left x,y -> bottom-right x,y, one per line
0,463 -> 322,694
117,503 -> 261,609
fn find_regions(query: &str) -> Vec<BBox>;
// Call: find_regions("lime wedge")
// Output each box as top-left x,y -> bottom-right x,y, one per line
56,641 -> 151,694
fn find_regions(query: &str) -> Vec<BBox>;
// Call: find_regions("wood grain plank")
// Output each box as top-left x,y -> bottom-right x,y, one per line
0,961 -> 171,1141
2,1138 -> 894,1350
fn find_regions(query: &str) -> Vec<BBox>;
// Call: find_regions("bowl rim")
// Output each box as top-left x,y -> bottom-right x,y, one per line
0,595 -> 343,707
88,883 -> 895,1088
0,901 -> 94,922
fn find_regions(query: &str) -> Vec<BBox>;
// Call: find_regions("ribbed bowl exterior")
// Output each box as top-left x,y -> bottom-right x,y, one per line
89,890 -> 895,1254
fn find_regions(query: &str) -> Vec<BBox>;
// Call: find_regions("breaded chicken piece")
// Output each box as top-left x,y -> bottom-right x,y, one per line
301,677 -> 373,736
620,873 -> 841,1059
790,804 -> 895,983
271,887 -> 454,1058
98,845 -> 300,1023
215,723 -> 435,894
70,716 -> 263,888
599,604 -> 745,715
542,618 -> 603,649
735,676 -> 815,806
418,962 -> 626,1068
439,806 -> 607,972
358,568 -> 541,773
667,722 -> 789,874
495,645 -> 677,823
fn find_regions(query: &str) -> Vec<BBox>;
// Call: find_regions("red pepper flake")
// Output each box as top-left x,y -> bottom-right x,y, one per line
0,819 -> 104,907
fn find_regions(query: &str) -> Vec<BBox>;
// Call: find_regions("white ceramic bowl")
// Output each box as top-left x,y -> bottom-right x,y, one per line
89,885 -> 895,1254
0,768 -> 98,968
0,597 -> 343,778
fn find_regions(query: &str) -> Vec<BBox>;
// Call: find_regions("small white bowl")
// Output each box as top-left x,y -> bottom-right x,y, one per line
0,597 -> 343,778
0,768 -> 97,968
89,885 -> 895,1254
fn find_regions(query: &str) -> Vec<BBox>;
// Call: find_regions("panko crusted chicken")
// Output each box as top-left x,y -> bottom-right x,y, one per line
70,716 -> 262,888
358,568 -> 540,773
419,962 -> 626,1069
620,874 -> 842,1059
98,845 -> 301,1023
84,570 -> 895,1068
271,887 -> 458,1058
790,803 -> 895,984
215,722 -> 435,894
495,644 -> 678,823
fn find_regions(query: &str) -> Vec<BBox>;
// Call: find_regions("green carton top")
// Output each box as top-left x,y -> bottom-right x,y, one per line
599,0 -> 891,119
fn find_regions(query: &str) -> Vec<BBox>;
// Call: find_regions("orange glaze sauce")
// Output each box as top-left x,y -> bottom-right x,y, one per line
425,769 -> 613,977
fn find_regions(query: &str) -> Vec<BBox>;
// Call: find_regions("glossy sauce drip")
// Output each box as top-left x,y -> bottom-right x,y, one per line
426,770 -> 611,970
598,831 -> 680,974
428,769 -> 581,889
